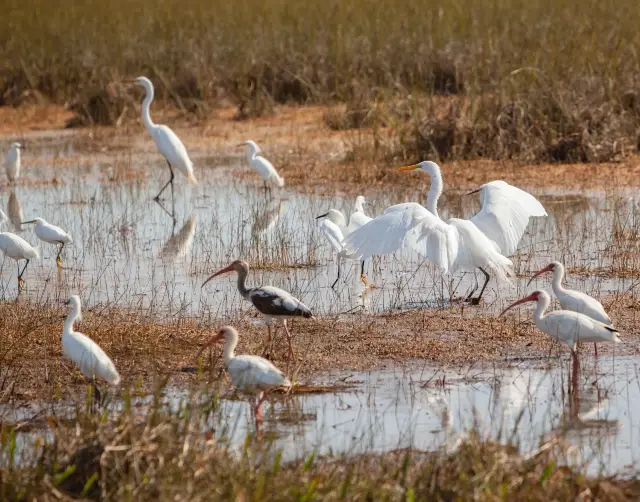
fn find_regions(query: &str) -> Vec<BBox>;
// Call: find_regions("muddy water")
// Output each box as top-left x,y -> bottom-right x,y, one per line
0,139 -> 637,319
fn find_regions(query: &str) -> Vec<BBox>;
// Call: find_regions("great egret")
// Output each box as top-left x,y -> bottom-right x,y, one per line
239,140 -> 285,188
132,76 -> 197,213
201,260 -> 313,360
5,142 -> 21,183
195,326 -> 291,428
345,161 -> 547,304
528,261 -> 611,356
316,196 -> 372,288
0,232 -> 39,289
500,290 -> 620,381
63,295 -> 121,403
22,217 -> 72,267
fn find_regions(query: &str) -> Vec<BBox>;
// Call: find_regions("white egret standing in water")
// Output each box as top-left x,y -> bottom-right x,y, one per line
5,142 -> 21,183
239,140 -> 285,189
0,231 -> 39,289
346,161 -> 546,304
62,295 -> 121,404
131,77 -> 197,217
22,217 -> 72,267
195,326 -> 291,429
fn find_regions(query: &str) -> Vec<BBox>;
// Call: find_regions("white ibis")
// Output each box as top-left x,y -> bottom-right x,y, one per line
132,77 -> 197,214
195,326 -> 291,428
239,140 -> 285,188
499,290 -> 620,354
201,260 -> 313,360
0,232 -> 39,289
5,142 -> 21,183
62,295 -> 121,403
346,161 -> 547,304
22,217 -> 72,267
528,261 -> 612,356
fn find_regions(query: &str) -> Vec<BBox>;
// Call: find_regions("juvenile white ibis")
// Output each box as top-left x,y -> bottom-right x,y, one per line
5,142 -> 21,183
22,217 -> 72,267
345,161 -> 547,304
528,261 -> 612,356
239,140 -> 285,188
0,232 -> 39,289
316,201 -> 371,288
499,290 -> 621,355
201,260 -> 313,360
131,77 -> 197,215
195,326 -> 291,428
62,295 -> 121,403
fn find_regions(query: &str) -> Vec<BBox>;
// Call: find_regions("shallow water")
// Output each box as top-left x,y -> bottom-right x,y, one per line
0,137 -> 637,319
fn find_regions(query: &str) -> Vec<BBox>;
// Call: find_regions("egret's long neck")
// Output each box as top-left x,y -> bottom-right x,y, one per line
141,85 -> 156,132
64,305 -> 80,335
247,145 -> 260,162
354,199 -> 365,213
533,296 -> 550,325
223,335 -> 238,365
552,266 -> 566,294
236,268 -> 250,299
426,168 -> 444,219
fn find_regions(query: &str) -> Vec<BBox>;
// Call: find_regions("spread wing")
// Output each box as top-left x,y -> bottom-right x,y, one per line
470,181 -> 547,256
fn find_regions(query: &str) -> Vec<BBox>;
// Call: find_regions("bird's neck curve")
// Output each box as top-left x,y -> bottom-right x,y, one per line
552,266 -> 566,294
64,304 -> 80,336
141,84 -> 156,132
223,334 -> 238,365
236,267 -> 250,299
533,295 -> 550,326
425,168 -> 443,219
353,198 -> 365,214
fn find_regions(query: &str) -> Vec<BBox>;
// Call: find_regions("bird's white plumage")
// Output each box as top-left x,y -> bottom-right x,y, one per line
5,142 -> 21,182
243,140 -> 284,187
347,196 -> 372,233
62,295 -> 121,385
135,77 -> 197,183
470,180 -> 548,256
0,232 -> 39,261
27,217 -> 72,245
318,218 -> 345,254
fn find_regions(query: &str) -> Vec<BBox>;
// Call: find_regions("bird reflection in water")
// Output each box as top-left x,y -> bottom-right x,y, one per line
159,214 -> 198,262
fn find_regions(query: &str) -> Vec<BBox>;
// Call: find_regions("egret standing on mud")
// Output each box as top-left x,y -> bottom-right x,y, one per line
5,142 -> 21,184
62,295 -> 121,404
22,217 -> 72,267
195,326 -> 291,429
201,260 -> 313,360
0,232 -> 39,289
131,76 -> 197,216
239,140 -> 285,189
346,161 -> 547,304
528,261 -> 612,356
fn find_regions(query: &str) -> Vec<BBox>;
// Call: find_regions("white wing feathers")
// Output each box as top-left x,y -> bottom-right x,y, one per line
470,181 -> 546,256
152,125 -> 197,183
318,219 -> 345,254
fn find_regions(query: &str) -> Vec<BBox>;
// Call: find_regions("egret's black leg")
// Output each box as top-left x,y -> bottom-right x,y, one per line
331,260 -> 341,289
470,267 -> 490,305
465,271 -> 479,301
154,160 -> 175,202
56,242 -> 65,267
17,259 -> 29,289
360,260 -> 370,287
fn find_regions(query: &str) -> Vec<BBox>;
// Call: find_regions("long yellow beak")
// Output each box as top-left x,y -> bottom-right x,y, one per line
396,164 -> 419,172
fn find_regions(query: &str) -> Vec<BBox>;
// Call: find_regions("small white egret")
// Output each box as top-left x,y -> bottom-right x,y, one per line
5,142 -> 21,183
0,232 -> 39,289
132,76 -> 197,212
22,217 -> 72,267
316,197 -> 372,287
195,326 -> 291,428
528,261 -> 612,356
346,161 -> 547,304
239,140 -> 285,188
62,295 -> 121,403
202,260 -> 313,360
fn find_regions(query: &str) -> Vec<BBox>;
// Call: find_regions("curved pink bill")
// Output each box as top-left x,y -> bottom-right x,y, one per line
526,264 -> 555,287
194,332 -> 224,362
201,264 -> 235,288
499,292 -> 539,317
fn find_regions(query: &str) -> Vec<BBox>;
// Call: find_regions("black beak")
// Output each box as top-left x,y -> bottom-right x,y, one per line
315,213 -> 328,220
464,188 -> 482,196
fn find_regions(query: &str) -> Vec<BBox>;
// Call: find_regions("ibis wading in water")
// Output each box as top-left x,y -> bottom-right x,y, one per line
239,140 -> 285,189
131,76 -> 197,215
528,261 -> 612,357
195,326 -> 291,428
201,260 -> 313,360
5,142 -> 21,183
316,196 -> 372,288
62,295 -> 121,403
345,161 -> 547,304
0,231 -> 39,289
22,217 -> 72,267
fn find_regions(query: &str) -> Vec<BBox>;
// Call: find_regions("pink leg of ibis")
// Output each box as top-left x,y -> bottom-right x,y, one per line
254,391 -> 266,429
283,321 -> 295,361
594,343 -> 598,358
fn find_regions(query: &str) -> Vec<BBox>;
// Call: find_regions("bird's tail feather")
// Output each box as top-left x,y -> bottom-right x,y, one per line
187,169 -> 198,184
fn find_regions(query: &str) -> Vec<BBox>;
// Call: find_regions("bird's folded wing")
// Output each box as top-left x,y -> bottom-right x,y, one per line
470,181 -> 547,256
318,219 -> 345,253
